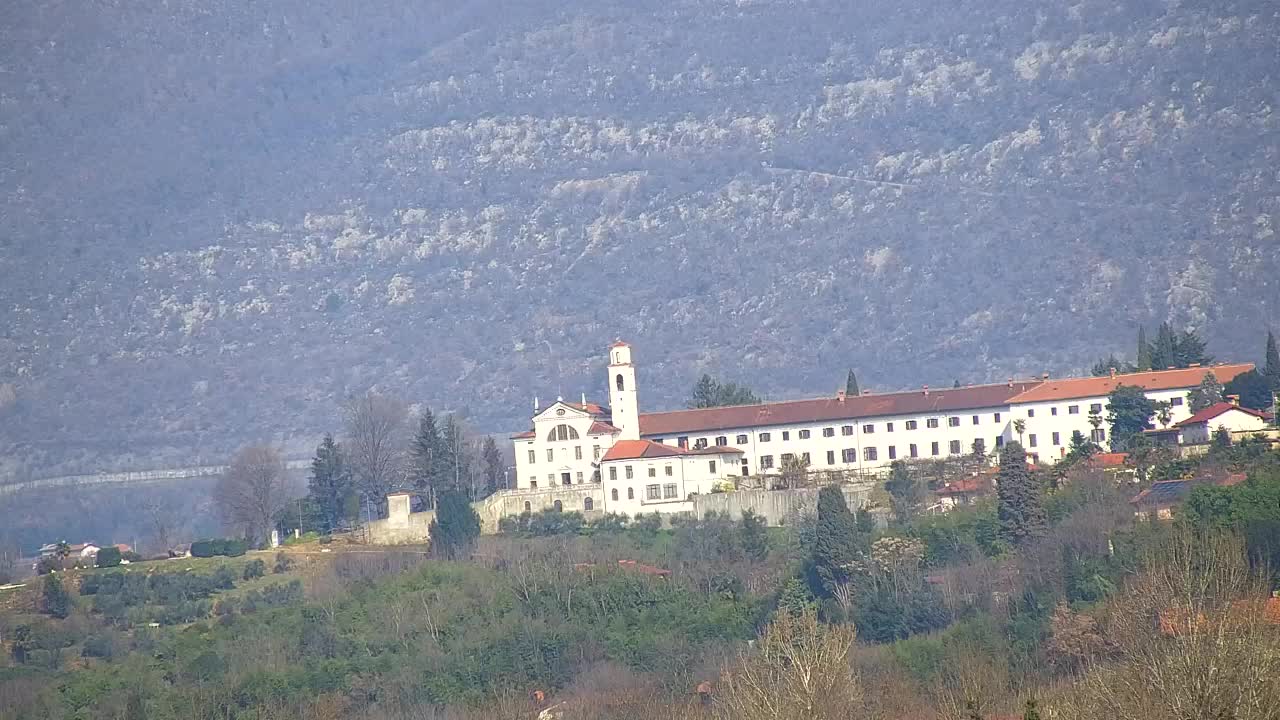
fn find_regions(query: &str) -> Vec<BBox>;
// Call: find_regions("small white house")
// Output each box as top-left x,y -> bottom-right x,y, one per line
1173,402 -> 1270,445
598,439 -> 743,517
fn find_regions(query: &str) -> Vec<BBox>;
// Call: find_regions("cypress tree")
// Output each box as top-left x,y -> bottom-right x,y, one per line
1265,330 -> 1280,391
1187,372 -> 1224,412
439,414 -> 470,497
308,434 -> 351,533
428,488 -> 480,560
845,369 -> 859,396
812,485 -> 863,593
1150,322 -> 1177,370
1136,326 -> 1152,371
40,575 -> 71,619
996,441 -> 1045,546
885,460 -> 924,525
410,410 -> 443,505
481,436 -> 504,497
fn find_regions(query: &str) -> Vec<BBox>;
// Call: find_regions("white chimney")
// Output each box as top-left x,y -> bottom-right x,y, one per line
923,384 -> 929,396
836,389 -> 846,402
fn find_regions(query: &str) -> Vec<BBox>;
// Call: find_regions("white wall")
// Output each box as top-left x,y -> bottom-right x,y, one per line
1009,388 -> 1198,461
513,403 -> 618,490
600,451 -> 739,517
1180,408 -> 1269,444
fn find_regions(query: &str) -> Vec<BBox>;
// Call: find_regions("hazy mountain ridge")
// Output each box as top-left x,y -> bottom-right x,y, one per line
2,0 -> 1278,479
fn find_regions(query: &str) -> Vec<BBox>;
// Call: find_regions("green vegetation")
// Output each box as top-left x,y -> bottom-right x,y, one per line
1106,384 -> 1156,451
190,538 -> 249,558
688,374 -> 760,409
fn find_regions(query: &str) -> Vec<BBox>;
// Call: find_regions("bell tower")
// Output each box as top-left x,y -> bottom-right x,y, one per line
608,341 -> 640,440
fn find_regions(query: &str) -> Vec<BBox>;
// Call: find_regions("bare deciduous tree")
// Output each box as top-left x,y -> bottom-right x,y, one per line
214,445 -> 289,547
142,498 -> 177,555
344,391 -> 408,517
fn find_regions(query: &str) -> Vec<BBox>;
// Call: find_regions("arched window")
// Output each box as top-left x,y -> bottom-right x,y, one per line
583,497 -> 594,511
616,373 -> 625,391
611,489 -> 619,501
546,424 -> 580,442
627,487 -> 634,500
523,501 -> 531,513
553,499 -> 563,512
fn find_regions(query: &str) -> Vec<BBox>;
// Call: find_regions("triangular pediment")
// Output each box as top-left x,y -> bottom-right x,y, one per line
533,400 -> 593,423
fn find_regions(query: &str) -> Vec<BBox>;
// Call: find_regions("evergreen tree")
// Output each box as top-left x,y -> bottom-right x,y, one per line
308,434 -> 352,534
480,436 -> 504,497
1187,372 -> 1224,412
775,577 -> 815,618
1211,425 -> 1232,451
1107,384 -> 1156,451
740,509 -> 769,561
953,379 -> 962,389
885,461 -> 924,525
1265,330 -> 1280,391
428,488 -> 480,560
1064,430 -> 1098,463
40,574 -> 71,619
689,373 -> 760,408
845,369 -> 859,396
1173,329 -> 1212,368
1090,354 -> 1130,376
1224,370 -> 1274,411
812,485 -> 863,594
410,410 -> 444,505
996,441 -> 1045,546
1023,698 -> 1042,720
438,414 -> 470,497
1150,322 -> 1177,370
1136,326 -> 1152,371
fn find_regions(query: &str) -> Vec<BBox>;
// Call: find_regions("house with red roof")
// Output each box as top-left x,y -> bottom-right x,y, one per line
1169,401 -> 1270,445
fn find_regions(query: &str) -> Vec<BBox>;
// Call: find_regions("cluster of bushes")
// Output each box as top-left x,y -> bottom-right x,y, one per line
79,567 -> 239,626
213,580 -> 303,618
190,538 -> 249,558
498,508 -> 664,537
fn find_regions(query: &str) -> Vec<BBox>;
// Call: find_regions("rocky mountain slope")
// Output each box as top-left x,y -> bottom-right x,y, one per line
2,0 -> 1278,479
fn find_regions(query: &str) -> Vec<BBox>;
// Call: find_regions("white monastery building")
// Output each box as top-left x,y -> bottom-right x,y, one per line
511,341 -> 1255,517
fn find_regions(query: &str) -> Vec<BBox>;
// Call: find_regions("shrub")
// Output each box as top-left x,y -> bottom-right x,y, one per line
242,559 -> 266,581
273,552 -> 293,574
191,538 -> 250,558
212,566 -> 237,590
81,632 -> 118,659
35,556 -> 61,575
96,547 -> 122,568
40,575 -> 72,619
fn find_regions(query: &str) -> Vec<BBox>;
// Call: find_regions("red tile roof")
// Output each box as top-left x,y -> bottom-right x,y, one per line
1008,364 -> 1254,403
1090,452 -> 1129,468
588,421 -> 621,435
936,477 -> 990,496
1174,402 -> 1269,429
610,340 -> 631,348
600,439 -> 743,462
637,381 -> 1043,436
511,430 -> 535,439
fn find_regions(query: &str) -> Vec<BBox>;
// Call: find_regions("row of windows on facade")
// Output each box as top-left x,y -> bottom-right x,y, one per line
647,404 -> 1116,450
529,445 -> 603,464
518,482 -> 687,516
752,426 -> 1108,468
526,460 -> 718,489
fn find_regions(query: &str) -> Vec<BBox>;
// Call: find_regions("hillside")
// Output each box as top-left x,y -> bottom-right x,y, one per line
2,0 -> 1278,477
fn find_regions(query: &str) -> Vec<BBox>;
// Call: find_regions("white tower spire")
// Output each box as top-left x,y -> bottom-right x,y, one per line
608,340 -> 640,440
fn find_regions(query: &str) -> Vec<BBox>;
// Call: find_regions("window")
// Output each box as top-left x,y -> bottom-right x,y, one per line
625,466 -> 634,480
1090,403 -> 1103,413
646,484 -> 661,500
665,465 -> 673,477
931,441 -> 940,456
654,438 -> 664,445
781,453 -> 795,464
1051,407 -> 1058,416
608,467 -> 617,481
528,449 -> 536,464
575,471 -> 583,484
694,438 -> 708,449
548,474 -> 555,484
593,445 -> 601,459
547,424 -> 580,441
972,415 -> 980,425
592,471 -> 600,483
760,455 -> 775,469
842,425 -> 854,436
736,434 -> 749,444
760,432 -> 772,442
1027,409 -> 1035,418
546,449 -> 554,462
715,436 -> 728,446
827,450 -> 836,465
862,424 -> 875,434
1068,405 -> 1079,415
1052,432 -> 1060,445
616,374 -> 625,391
1091,428 -> 1106,442
888,446 -> 897,460
663,483 -> 678,499
627,487 -> 634,500
678,436 -> 689,448
1028,434 -> 1038,448
530,480 -> 538,490
525,501 -> 532,512
842,448 -> 856,463
648,467 -> 657,478
574,446 -> 582,460
801,452 -> 811,464
562,473 -> 572,486
782,431 -> 790,441
793,429 -> 807,440
909,444 -> 918,458
949,440 -> 961,454
973,438 -> 985,455
709,460 -> 717,473
906,420 -> 918,430
864,447 -> 878,461
583,497 -> 594,511
948,416 -> 960,427
927,418 -> 939,429
886,422 -> 895,432
994,412 -> 1002,422
996,436 -> 1005,448
822,427 -> 835,438
1171,397 -> 1183,407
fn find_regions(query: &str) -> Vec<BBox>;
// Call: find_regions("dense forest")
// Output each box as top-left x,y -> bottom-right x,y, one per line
3,438 -> 1279,719
3,0 -> 1280,480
